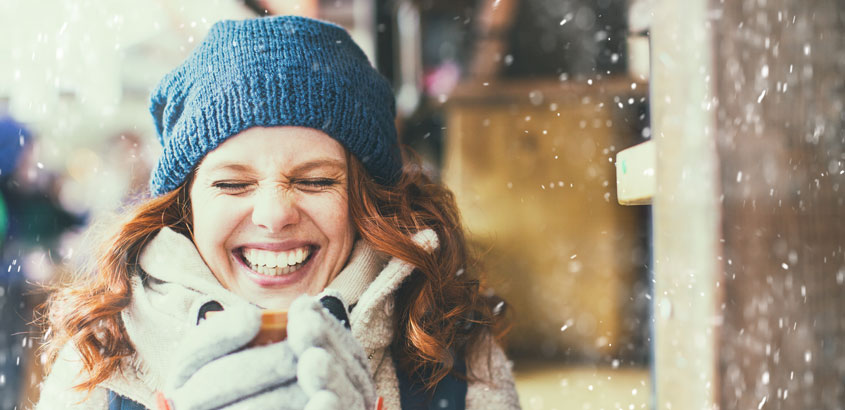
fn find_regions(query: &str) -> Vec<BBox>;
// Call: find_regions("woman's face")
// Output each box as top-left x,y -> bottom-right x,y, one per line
190,126 -> 355,310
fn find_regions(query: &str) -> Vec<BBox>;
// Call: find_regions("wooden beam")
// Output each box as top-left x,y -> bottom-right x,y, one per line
651,0 -> 721,408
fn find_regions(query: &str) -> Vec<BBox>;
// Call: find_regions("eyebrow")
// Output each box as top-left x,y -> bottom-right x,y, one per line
290,158 -> 346,173
201,158 -> 346,174
202,163 -> 253,173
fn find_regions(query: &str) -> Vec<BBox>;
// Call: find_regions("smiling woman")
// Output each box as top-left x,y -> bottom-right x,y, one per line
36,15 -> 520,410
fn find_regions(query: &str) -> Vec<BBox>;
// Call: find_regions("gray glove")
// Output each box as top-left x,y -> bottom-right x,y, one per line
163,303 -> 307,410
163,294 -> 376,410
287,292 -> 378,410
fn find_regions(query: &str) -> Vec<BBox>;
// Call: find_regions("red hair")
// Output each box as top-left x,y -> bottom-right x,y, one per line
347,152 -> 508,389
41,152 -> 507,392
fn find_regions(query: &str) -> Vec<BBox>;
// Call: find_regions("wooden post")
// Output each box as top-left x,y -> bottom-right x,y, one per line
651,0 -> 845,408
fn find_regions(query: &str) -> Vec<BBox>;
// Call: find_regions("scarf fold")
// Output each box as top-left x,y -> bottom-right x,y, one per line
326,236 -> 386,308
349,229 -> 438,352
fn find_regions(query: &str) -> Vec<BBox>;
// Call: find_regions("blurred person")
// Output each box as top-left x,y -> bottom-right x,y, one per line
36,16 -> 520,410
0,117 -> 82,410
0,115 -> 29,249
0,115 -> 30,410
0,116 -> 24,246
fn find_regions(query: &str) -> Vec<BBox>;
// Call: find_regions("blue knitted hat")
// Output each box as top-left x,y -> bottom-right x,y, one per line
149,16 -> 401,196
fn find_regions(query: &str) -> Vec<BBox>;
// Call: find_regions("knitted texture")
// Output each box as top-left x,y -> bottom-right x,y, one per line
149,16 -> 401,196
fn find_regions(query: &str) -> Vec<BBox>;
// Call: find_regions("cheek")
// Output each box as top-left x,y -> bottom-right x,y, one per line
191,192 -> 242,259
301,194 -> 353,240
191,198 -> 216,259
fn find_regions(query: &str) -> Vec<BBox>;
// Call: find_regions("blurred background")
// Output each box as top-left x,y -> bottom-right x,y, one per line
1,0 -> 843,409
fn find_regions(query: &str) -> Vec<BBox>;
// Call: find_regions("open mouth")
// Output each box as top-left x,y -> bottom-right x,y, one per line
236,245 -> 315,276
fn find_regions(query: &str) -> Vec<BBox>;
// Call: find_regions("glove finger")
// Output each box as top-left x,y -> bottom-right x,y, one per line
169,341 -> 296,410
287,296 -> 375,407
169,303 -> 263,390
287,296 -> 363,361
286,295 -> 329,354
303,391 -> 342,410
298,348 -> 366,410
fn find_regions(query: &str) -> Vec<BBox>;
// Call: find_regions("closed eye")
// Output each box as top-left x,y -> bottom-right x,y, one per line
295,178 -> 338,190
212,181 -> 253,193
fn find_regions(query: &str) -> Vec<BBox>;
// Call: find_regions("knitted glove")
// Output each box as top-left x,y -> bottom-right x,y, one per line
287,292 -> 378,410
162,303 -> 307,410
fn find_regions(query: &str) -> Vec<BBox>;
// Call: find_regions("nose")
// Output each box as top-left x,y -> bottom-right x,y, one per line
251,185 -> 300,233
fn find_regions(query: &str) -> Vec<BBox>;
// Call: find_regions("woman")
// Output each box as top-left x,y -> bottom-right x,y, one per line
37,16 -> 520,410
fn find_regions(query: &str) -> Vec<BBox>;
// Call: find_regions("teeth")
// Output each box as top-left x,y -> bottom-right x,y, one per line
242,246 -> 311,275
253,263 -> 300,276
265,252 -> 277,268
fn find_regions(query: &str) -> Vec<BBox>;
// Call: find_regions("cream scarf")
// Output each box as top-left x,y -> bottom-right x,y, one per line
109,227 -> 387,407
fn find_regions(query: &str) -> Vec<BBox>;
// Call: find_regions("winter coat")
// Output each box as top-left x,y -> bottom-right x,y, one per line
36,227 -> 521,410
